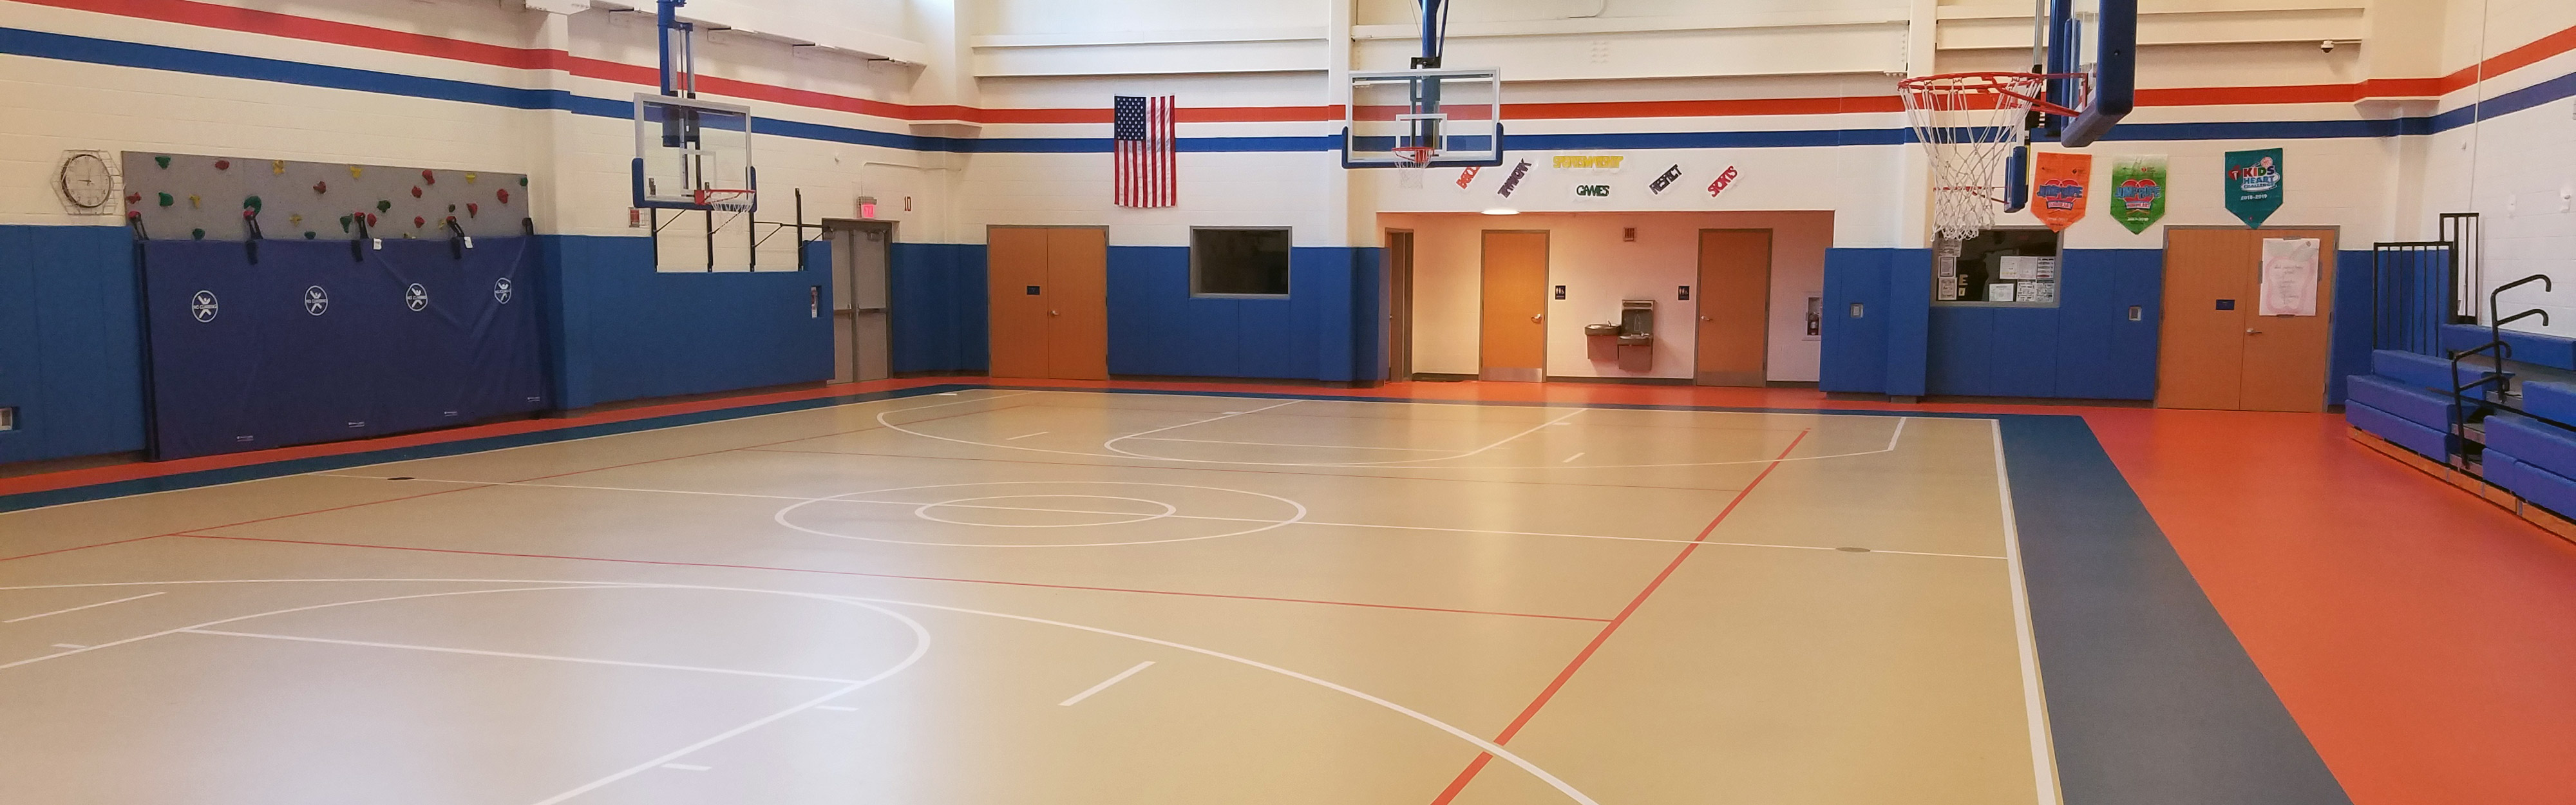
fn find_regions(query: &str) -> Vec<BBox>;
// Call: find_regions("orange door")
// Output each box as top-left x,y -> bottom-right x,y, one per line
1695,229 -> 1772,386
987,227 -> 1050,379
2156,228 -> 2338,412
1043,227 -> 1110,380
2239,229 -> 2338,412
1480,231 -> 1549,382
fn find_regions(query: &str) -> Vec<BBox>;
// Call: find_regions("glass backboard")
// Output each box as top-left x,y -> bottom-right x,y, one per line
633,93 -> 755,210
1344,68 -> 1503,169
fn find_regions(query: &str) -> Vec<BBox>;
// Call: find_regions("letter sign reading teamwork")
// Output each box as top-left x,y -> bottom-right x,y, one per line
1495,159 -> 1534,198
2031,151 -> 2092,232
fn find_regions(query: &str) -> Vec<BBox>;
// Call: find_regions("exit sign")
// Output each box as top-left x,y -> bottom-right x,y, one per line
857,196 -> 878,219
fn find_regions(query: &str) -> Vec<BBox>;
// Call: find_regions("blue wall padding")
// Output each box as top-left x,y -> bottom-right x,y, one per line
2522,381 -> 2576,424
2481,449 -> 2576,517
2482,413 -> 2576,478
2371,348 -> 2492,392
1819,248 -> 1932,394
539,236 -> 833,409
2327,251 -> 2375,404
889,242 -> 989,373
2345,400 -> 2452,459
2342,374 -> 2458,430
138,237 -> 546,459
2436,322 -> 2576,370
0,225 -> 147,464
1924,249 -> 2163,399
1105,245 -> 1382,382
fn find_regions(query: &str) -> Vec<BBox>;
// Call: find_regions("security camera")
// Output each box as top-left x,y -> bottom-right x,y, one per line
2320,39 -> 2336,53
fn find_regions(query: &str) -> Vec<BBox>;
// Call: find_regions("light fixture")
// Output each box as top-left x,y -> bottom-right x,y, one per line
1481,208 -> 1519,216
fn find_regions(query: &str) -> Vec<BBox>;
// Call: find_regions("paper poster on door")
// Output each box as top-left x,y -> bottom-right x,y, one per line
2258,238 -> 2320,316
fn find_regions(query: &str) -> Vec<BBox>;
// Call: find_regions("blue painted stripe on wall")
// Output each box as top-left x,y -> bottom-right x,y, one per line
8,25 -> 2576,155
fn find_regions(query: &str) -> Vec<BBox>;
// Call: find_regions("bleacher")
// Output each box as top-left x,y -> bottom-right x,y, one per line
2346,314 -> 2576,539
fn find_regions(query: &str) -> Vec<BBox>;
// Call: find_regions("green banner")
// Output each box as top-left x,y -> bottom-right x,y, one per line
2224,148 -> 2284,228
2108,155 -> 2168,234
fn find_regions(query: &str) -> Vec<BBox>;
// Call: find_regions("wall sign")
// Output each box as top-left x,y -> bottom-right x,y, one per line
1495,159 -> 1533,198
1455,165 -> 1481,189
1648,164 -> 1683,194
1572,184 -> 1612,200
1551,155 -> 1625,172
1707,166 -> 1741,197
2224,148 -> 2284,228
2110,155 -> 2169,234
2032,151 -> 2092,232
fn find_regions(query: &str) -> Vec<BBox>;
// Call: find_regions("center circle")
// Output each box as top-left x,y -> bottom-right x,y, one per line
912,495 -> 1178,528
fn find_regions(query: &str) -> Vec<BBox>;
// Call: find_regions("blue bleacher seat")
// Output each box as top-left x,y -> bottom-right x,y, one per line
2522,381 -> 2576,425
2483,449 -> 2576,518
2371,349 -> 2497,392
2345,399 -> 2454,460
2438,323 -> 2576,371
2483,412 -> 2576,479
2344,374 -> 2460,431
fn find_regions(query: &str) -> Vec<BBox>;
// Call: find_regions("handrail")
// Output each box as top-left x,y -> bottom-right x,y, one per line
2450,337 -> 2511,440
2487,274 -> 2552,397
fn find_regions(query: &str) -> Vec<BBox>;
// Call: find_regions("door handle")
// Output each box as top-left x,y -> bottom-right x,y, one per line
1051,310 -> 1061,316
1530,314 -> 1542,323
2246,328 -> 2262,334
1700,316 -> 1710,321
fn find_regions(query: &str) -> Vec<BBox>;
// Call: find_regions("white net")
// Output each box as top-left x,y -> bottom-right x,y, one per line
1900,72 -> 2047,243
1394,146 -> 1432,189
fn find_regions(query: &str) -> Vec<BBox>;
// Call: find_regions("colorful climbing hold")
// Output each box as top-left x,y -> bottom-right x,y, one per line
213,160 -> 229,171
497,189 -> 511,204
153,155 -> 171,169
303,232 -> 317,240
375,200 -> 392,213
187,194 -> 201,209
243,196 -> 261,212
339,214 -> 354,232
288,214 -> 303,225
272,160 -> 286,175
421,169 -> 436,185
157,193 -> 173,207
366,213 -> 378,226
413,216 -> 426,228
465,172 -> 478,184
125,192 -> 140,205
240,208 -> 255,219
518,176 -> 528,186
350,166 -> 363,178
466,202 -> 479,218
313,181 -> 328,194
190,228 -> 204,240
410,186 -> 422,198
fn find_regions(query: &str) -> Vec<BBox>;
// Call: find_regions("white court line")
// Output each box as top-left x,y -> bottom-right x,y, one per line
2,591 -> 164,623
1005,431 -> 1048,440
1057,661 -> 1155,706
50,643 -> 86,649
1992,421 -> 2065,805
0,388 -> 1035,517
304,473 -> 2001,559
1561,452 -> 1585,463
0,578 -> 1595,805
181,629 -> 868,685
1101,399 -> 1303,448
659,764 -> 712,772
885,390 -> 1918,470
1124,436 -> 1454,452
815,705 -> 861,712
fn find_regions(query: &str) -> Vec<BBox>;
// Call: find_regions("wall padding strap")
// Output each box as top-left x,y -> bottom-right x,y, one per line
138,237 -> 546,459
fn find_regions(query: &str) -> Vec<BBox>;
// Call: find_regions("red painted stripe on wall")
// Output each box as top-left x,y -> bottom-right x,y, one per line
14,0 -> 2576,124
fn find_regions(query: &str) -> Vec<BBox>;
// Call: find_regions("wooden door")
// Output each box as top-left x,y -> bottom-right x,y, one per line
1695,229 -> 1772,386
1480,231 -> 1549,382
987,227 -> 1050,379
2156,228 -> 2338,412
1043,227 -> 1110,380
1386,231 -> 1414,380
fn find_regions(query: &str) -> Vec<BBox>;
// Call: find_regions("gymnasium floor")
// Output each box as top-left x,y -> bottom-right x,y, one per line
2,381 -> 2570,805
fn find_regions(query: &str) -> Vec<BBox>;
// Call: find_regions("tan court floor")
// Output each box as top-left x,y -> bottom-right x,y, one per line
0,390 -> 2054,805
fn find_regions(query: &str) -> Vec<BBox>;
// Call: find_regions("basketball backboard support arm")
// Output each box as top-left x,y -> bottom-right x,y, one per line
1343,1 -> 1504,169
2058,0 -> 2136,147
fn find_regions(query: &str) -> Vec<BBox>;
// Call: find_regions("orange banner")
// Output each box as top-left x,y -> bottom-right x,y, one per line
2032,151 -> 2093,232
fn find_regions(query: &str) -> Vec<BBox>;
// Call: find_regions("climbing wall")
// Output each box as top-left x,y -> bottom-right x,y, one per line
119,152 -> 529,242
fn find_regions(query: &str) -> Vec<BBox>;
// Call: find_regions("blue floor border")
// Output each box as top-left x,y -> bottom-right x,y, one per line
0,382 -> 2352,804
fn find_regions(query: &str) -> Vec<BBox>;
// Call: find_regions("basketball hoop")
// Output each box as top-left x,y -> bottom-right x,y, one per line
1392,146 -> 1434,189
694,187 -> 755,212
1899,71 -> 2088,242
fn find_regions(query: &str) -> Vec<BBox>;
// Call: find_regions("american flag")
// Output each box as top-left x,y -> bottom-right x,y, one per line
1113,95 -> 1176,208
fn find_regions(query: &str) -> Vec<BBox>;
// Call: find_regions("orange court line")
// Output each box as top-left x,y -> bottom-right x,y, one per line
1425,429 -> 1811,804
